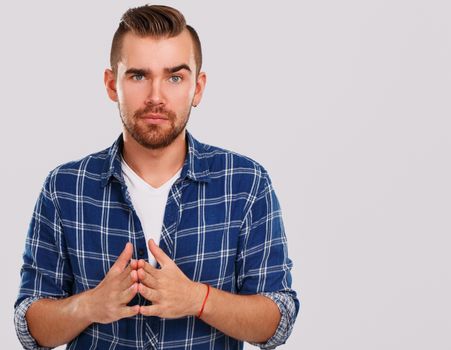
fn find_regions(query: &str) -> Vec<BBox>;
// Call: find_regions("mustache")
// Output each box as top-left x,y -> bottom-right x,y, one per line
134,104 -> 172,119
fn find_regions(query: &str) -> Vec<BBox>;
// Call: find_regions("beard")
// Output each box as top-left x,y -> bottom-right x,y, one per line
119,102 -> 192,150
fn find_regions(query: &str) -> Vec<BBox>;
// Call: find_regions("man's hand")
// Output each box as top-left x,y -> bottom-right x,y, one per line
85,242 -> 140,324
137,239 -> 206,319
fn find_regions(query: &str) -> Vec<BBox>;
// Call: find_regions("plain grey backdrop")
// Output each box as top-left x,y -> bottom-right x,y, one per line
2,1 -> 450,349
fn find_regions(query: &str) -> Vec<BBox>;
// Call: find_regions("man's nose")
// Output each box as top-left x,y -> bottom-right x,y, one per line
145,79 -> 165,105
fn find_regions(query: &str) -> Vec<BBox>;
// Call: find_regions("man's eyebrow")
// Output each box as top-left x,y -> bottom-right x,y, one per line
165,64 -> 192,74
124,64 -> 192,76
124,68 -> 150,76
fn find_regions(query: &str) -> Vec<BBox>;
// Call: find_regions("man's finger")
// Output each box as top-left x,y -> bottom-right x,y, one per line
139,304 -> 161,317
129,258 -> 138,271
148,239 -> 171,267
121,282 -> 138,304
137,259 -> 158,277
138,283 -> 158,302
113,242 -> 133,272
137,268 -> 157,289
120,305 -> 140,319
120,259 -> 138,281
119,269 -> 138,290
120,262 -> 133,277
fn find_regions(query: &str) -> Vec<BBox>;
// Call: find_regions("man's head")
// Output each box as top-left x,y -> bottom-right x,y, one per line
110,5 -> 202,77
104,5 -> 206,150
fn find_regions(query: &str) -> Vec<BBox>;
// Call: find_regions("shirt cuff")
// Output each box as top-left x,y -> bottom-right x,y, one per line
14,296 -> 56,350
248,291 -> 297,349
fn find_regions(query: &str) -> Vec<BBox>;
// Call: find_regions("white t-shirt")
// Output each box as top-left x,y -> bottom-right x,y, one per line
121,157 -> 182,267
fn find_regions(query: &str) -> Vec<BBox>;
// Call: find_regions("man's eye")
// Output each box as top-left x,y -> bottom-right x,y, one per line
169,76 -> 182,83
132,74 -> 145,81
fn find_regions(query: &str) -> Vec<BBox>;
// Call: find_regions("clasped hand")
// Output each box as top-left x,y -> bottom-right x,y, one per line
87,240 -> 205,324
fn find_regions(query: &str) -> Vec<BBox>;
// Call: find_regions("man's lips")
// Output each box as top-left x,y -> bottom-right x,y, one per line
140,113 -> 170,125
141,113 -> 168,120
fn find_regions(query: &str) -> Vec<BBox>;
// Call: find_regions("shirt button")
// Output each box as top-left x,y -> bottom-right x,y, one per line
138,248 -> 145,257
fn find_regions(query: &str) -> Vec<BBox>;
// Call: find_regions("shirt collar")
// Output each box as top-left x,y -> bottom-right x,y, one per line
100,129 -> 211,188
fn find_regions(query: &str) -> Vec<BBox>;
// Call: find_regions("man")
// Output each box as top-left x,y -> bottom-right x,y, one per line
14,4 -> 300,350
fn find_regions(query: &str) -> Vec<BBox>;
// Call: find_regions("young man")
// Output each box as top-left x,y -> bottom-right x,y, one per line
14,5 -> 300,350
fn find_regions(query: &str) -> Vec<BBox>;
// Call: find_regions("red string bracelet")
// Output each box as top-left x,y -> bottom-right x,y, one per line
196,283 -> 210,318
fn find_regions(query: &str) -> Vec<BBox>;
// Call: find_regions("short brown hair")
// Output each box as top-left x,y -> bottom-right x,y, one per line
110,5 -> 202,76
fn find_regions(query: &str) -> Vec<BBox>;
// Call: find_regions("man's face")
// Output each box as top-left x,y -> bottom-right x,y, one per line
105,30 -> 205,150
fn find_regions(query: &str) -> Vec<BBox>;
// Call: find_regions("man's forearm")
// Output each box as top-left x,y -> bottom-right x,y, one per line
26,291 -> 92,348
195,283 -> 281,343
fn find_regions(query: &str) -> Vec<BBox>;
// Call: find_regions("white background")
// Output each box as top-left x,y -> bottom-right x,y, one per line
1,1 -> 450,349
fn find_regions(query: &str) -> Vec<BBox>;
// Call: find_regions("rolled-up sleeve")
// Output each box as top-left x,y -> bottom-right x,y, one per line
14,296 -> 56,350
249,291 -> 298,349
14,171 -> 73,349
237,168 -> 300,349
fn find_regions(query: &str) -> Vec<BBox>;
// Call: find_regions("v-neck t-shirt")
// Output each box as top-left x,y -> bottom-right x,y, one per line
121,157 -> 183,267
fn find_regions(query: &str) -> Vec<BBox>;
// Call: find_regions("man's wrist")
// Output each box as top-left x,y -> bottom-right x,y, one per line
190,282 -> 209,317
74,289 -> 95,325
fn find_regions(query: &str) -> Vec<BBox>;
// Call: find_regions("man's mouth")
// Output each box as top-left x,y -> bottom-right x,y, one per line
140,114 -> 170,125
142,113 -> 168,120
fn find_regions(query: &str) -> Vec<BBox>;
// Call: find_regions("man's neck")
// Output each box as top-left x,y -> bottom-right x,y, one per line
121,129 -> 187,188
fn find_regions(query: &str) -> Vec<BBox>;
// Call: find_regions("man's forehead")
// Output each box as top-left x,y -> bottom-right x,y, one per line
119,30 -> 195,70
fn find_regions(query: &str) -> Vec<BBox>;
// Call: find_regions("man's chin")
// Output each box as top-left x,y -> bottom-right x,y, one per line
139,141 -> 171,150
134,132 -> 178,150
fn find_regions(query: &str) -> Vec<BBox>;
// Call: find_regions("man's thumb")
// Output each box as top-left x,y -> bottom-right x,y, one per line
114,242 -> 133,271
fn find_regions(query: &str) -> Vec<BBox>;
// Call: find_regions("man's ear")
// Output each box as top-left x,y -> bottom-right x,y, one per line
104,68 -> 118,102
192,71 -> 207,107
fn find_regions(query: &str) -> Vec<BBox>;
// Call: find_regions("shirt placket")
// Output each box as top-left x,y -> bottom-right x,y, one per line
119,173 -> 186,350
117,176 -> 159,349
154,177 -> 187,350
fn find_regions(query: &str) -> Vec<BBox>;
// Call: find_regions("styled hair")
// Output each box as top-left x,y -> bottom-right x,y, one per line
110,4 -> 202,75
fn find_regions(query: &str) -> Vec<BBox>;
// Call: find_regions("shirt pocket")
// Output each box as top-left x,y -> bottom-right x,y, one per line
64,224 -> 129,293
173,218 -> 240,293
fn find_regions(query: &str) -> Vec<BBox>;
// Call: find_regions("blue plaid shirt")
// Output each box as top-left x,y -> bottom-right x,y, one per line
14,130 -> 300,350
